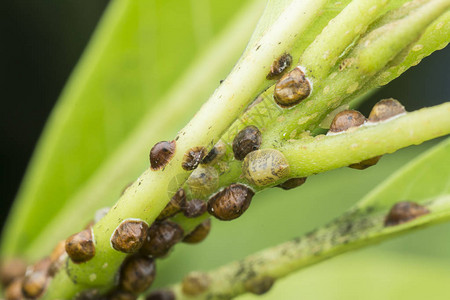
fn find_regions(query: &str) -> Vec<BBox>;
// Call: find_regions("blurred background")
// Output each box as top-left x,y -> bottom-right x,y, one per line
1,1 -> 449,299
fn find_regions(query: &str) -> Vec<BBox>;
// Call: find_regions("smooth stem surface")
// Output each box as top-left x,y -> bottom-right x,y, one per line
281,102 -> 450,177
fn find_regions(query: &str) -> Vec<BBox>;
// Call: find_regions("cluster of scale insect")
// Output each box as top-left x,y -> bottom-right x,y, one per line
0,49 -> 410,300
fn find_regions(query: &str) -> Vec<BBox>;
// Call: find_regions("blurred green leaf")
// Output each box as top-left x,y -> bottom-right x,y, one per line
1,0 -> 264,258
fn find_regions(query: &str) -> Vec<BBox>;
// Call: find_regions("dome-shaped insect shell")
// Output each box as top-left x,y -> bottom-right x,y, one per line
242,149 -> 290,187
328,110 -> 366,133
368,98 -> 406,122
110,219 -> 149,254
119,255 -> 156,295
65,228 -> 96,264
149,140 -> 176,171
207,184 -> 254,221
273,67 -> 311,108
232,126 -> 262,161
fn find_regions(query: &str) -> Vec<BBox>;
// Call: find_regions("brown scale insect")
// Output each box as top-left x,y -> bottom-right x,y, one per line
232,126 -> 262,161
111,219 -> 149,253
65,229 -> 96,264
183,199 -> 207,218
207,184 -> 254,221
48,240 -> 67,276
140,220 -> 184,257
150,140 -> 176,171
266,53 -> 293,80
21,257 -> 51,299
369,98 -> 406,122
385,201 -> 430,227
5,277 -> 24,300
0,258 -> 27,287
183,219 -> 211,244
349,156 -> 382,170
244,276 -> 275,295
273,67 -> 311,107
146,289 -> 176,300
329,109 -> 366,133
157,188 -> 187,221
182,147 -> 207,171
181,272 -> 210,296
276,177 -> 307,190
242,149 -> 290,186
120,255 -> 156,295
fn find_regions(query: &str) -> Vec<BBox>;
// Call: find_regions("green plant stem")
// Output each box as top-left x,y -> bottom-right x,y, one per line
168,195 -> 450,300
301,0 -> 389,80
23,0 -> 266,261
265,0 -> 449,141
184,102 -> 450,195
280,102 -> 450,177
44,0 -> 330,296
163,138 -> 450,300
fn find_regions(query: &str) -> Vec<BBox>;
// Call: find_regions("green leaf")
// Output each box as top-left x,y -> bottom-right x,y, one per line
1,0 -> 265,258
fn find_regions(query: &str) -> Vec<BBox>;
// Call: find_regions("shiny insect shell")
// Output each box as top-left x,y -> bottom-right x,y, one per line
242,149 -> 290,186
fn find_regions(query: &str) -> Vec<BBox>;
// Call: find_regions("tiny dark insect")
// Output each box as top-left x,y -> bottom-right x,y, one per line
244,276 -> 275,295
276,177 -> 307,190
266,53 -> 293,80
369,98 -> 406,122
119,255 -> 156,295
183,219 -> 211,244
149,140 -> 176,171
146,289 -> 176,300
111,220 -> 148,253
202,141 -> 226,165
273,67 -> 311,107
348,156 -> 382,170
232,126 -> 262,161
384,201 -> 430,227
181,272 -> 210,296
183,199 -> 207,218
182,147 -> 207,171
207,184 -> 254,221
201,147 -> 219,164
157,188 -> 187,221
329,109 -> 366,133
65,229 -> 96,264
140,221 -> 184,257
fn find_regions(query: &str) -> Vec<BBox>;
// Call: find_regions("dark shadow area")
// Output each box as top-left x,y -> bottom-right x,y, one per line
0,1 -> 110,228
